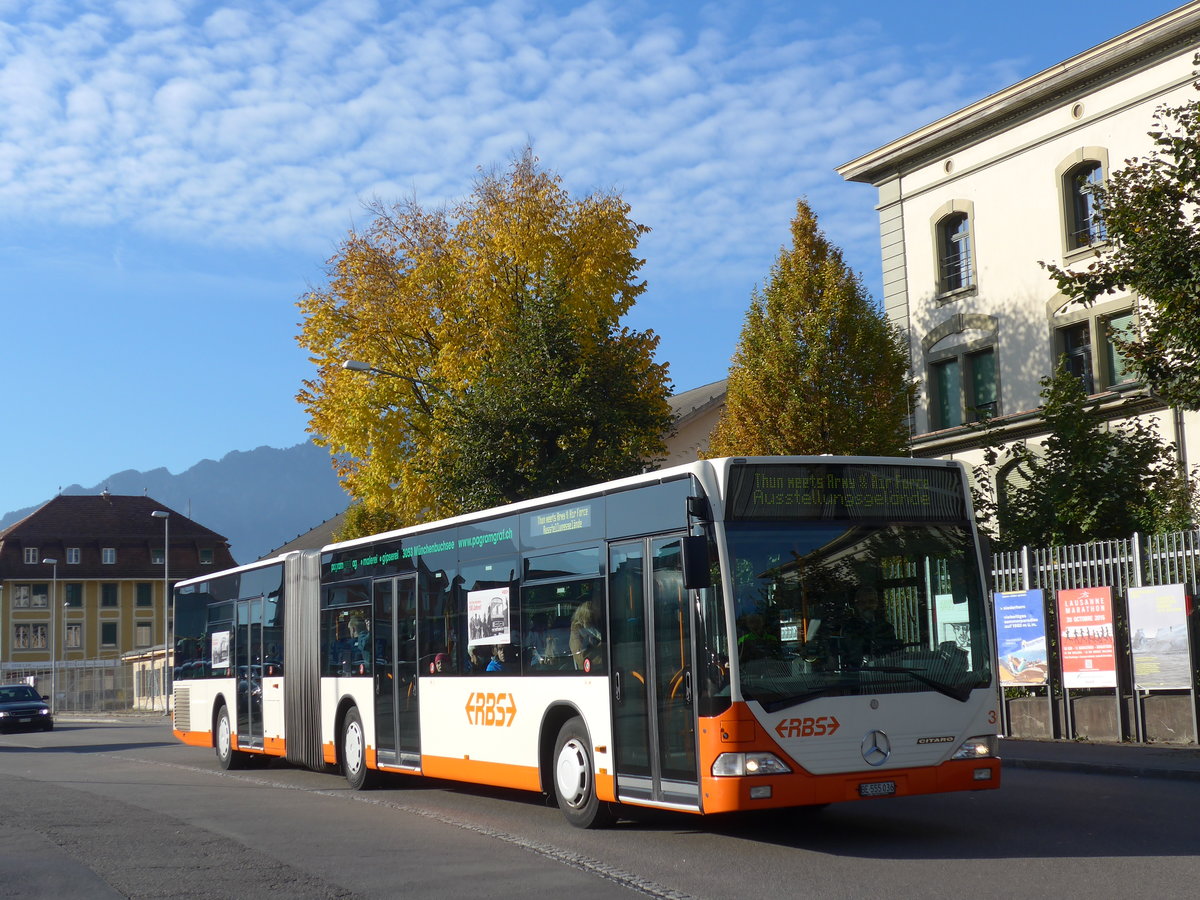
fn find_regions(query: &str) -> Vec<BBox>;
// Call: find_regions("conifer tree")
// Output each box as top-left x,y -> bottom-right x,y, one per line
708,199 -> 915,457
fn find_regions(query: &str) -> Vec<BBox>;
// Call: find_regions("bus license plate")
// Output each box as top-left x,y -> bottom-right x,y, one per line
859,781 -> 896,797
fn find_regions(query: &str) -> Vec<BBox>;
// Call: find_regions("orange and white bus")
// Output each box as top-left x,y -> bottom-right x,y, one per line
171,456 -> 1000,827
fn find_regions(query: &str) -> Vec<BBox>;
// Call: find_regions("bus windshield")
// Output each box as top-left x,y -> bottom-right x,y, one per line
726,520 -> 992,711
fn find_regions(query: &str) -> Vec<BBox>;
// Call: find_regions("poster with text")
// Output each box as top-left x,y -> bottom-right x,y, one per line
993,589 -> 1048,685
1128,584 -> 1190,690
1057,587 -> 1116,688
211,630 -> 231,669
467,586 -> 511,647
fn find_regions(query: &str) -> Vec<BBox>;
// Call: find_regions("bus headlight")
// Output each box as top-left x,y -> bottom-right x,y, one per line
712,752 -> 792,777
950,735 -> 998,760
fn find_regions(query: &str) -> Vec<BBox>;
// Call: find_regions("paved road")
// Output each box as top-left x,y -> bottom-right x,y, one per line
3,721 -> 1199,899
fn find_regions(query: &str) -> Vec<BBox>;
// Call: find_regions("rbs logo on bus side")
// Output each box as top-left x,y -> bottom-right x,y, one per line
774,715 -> 840,738
465,691 -> 517,727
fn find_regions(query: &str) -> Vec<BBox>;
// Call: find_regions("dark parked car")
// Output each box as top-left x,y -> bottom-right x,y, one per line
0,684 -> 54,732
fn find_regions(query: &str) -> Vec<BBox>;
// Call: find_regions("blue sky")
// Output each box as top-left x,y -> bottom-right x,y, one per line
1,0 -> 1183,518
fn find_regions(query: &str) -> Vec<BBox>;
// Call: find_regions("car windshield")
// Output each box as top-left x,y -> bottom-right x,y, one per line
727,521 -> 992,711
0,685 -> 40,702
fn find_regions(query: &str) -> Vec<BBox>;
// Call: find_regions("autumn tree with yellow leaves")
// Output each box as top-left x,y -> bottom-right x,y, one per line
296,151 -> 672,536
708,199 -> 916,458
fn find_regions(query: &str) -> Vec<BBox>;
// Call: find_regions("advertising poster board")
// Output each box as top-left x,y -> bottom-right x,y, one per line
1057,587 -> 1117,688
1128,584 -> 1190,690
467,587 -> 511,647
993,589 -> 1048,685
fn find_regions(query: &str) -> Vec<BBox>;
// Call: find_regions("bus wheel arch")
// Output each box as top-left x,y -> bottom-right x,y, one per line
538,704 -> 583,796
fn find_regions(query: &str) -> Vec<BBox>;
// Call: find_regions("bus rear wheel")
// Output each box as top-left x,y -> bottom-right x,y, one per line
215,705 -> 248,770
553,717 -> 613,829
341,707 -> 376,790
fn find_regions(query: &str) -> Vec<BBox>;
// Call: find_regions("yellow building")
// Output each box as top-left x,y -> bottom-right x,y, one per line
0,492 -> 236,672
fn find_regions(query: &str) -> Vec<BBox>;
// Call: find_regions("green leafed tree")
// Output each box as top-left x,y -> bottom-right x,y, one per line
1045,79 -> 1200,409
972,363 -> 1197,549
430,288 -> 672,511
708,198 -> 916,457
296,150 -> 671,536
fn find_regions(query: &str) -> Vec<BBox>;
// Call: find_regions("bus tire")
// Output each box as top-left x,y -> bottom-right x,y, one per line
553,716 -> 613,829
215,705 -> 248,770
341,707 -> 375,790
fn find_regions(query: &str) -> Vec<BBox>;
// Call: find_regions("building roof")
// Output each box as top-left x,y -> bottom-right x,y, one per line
668,378 -> 727,428
263,509 -> 348,559
0,493 -> 235,578
837,3 -> 1200,184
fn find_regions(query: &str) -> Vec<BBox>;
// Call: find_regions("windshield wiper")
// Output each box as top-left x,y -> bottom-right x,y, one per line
860,665 -> 979,702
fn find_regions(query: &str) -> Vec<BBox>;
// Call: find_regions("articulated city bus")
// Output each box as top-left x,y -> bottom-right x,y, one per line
171,456 -> 1000,827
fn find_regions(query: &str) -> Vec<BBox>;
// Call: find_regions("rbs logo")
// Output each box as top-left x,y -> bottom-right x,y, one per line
465,691 -> 517,727
774,715 -> 840,738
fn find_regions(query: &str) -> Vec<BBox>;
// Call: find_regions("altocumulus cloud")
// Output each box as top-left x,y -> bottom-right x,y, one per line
0,0 -> 1014,295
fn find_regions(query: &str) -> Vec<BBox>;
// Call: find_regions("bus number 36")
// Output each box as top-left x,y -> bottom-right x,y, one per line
465,691 -> 518,727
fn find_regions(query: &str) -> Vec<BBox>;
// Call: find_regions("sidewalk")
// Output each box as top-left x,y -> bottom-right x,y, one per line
1002,737 -> 1200,781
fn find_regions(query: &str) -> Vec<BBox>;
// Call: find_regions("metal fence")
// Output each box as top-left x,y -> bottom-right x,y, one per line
0,658 -> 162,714
993,530 -> 1200,596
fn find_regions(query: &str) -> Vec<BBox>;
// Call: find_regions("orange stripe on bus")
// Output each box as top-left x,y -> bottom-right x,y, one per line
595,770 -> 616,803
421,754 -> 541,792
174,729 -> 213,748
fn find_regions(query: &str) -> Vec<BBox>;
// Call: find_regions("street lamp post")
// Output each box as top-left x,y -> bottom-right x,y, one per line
342,359 -> 434,388
41,558 -> 58,714
151,510 -> 170,715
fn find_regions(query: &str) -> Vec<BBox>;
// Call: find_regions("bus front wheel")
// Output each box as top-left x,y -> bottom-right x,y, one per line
553,717 -> 613,829
215,705 -> 248,770
341,707 -> 376,790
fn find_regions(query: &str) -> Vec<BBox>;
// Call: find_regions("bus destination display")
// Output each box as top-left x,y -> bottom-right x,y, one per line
727,463 -> 965,521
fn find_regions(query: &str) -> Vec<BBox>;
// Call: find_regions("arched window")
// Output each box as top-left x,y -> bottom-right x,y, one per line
937,212 -> 973,293
1064,160 -> 1105,250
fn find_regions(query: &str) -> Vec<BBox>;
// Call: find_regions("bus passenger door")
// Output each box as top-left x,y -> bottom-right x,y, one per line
234,596 -> 264,750
608,536 -> 699,808
374,575 -> 420,768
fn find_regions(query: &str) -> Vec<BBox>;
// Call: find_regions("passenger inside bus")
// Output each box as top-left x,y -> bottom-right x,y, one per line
466,645 -> 491,672
486,643 -> 512,672
569,601 -> 603,671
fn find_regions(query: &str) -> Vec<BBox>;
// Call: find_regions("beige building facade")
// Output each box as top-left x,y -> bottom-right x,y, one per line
838,5 -> 1200,482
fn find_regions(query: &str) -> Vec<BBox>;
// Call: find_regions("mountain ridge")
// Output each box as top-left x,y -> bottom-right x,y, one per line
1,442 -> 348,564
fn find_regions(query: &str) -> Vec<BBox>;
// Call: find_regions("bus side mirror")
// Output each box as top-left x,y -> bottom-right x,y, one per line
681,535 -> 711,590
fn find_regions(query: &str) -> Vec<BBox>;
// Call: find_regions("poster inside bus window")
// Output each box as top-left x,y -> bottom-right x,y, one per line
211,630 -> 231,669
468,587 -> 511,646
